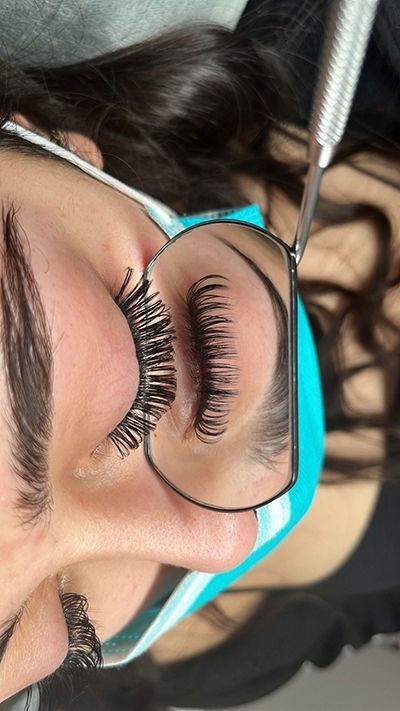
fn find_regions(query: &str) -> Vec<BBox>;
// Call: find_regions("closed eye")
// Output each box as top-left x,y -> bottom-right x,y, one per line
1,592 -> 102,709
32,592 -> 102,710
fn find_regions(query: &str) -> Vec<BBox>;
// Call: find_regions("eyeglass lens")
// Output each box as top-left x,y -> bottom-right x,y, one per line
144,222 -> 294,510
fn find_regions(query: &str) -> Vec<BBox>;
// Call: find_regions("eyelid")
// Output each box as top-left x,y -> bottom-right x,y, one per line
0,581 -> 67,677
0,608 -> 23,665
0,582 -> 41,666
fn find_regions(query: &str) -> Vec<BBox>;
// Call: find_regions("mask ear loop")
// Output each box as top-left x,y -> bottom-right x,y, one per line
0,119 -> 179,228
291,0 -> 379,266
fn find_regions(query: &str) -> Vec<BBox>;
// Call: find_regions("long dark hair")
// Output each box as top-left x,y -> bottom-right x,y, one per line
0,23 -> 399,711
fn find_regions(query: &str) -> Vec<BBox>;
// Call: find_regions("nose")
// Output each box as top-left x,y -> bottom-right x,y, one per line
58,446 -> 259,575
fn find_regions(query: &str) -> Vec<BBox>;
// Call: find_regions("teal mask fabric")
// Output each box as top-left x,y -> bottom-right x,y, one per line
102,203 -> 325,667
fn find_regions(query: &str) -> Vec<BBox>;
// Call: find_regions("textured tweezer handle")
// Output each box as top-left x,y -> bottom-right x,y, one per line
311,0 -> 379,167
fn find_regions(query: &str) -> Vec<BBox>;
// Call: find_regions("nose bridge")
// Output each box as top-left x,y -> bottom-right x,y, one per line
50,450 -> 150,564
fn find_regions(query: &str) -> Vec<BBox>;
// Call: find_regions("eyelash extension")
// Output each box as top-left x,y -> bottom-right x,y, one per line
186,275 -> 239,444
108,269 -> 177,457
24,593 -> 103,711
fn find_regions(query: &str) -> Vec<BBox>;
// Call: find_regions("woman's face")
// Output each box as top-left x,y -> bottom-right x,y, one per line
0,127 -> 279,701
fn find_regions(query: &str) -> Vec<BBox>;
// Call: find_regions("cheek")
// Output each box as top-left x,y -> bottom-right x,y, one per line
43,261 -> 139,467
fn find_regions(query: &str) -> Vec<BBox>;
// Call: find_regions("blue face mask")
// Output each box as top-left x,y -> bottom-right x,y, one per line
102,202 -> 325,668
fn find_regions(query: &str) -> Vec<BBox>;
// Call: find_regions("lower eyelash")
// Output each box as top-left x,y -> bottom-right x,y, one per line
108,270 -> 177,457
186,275 -> 239,443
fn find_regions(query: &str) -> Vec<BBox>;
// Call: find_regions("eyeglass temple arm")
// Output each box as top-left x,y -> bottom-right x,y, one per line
292,0 -> 380,266
1,120 -> 179,224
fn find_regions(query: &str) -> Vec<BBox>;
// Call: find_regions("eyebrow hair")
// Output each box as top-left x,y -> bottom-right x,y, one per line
225,242 -> 289,469
0,204 -> 54,526
0,197 -> 58,674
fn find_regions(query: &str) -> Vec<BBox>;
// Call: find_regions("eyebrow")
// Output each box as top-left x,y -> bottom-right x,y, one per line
0,205 -> 54,527
0,206 -> 72,673
0,204 -> 56,672
0,234 -> 53,659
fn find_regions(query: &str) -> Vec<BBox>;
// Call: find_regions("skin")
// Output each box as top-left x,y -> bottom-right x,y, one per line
0,121 -> 283,700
